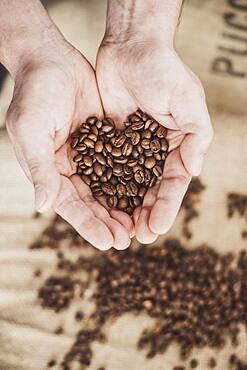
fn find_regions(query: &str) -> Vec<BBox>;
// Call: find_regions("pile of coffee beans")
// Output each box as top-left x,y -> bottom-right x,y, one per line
227,192 -> 247,239
70,109 -> 169,215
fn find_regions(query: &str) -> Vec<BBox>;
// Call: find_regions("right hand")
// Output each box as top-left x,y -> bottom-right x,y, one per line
6,43 -> 133,250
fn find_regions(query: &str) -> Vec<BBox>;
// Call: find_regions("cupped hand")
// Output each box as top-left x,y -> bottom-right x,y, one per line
96,40 -> 213,244
6,44 -> 133,250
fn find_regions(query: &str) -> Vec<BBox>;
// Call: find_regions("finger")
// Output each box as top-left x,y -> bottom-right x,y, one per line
110,209 -> 135,239
174,93 -> 213,176
55,176 -> 114,250
6,117 -> 61,213
71,175 -> 130,250
149,149 -> 191,235
135,186 -> 159,244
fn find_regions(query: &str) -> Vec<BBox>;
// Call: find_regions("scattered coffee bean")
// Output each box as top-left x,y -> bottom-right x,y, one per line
190,359 -> 199,368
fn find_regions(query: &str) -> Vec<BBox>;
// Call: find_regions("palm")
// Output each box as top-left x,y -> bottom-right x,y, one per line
97,43 -> 212,243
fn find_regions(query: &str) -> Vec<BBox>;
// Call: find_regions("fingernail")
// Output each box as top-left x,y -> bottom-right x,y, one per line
34,186 -> 47,212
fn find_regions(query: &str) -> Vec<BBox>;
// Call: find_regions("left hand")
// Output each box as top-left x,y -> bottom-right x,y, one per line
96,40 -> 213,243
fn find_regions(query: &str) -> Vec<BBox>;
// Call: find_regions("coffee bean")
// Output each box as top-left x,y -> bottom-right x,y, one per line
137,143 -> 144,154
117,197 -> 129,210
129,131 -> 140,145
113,164 -> 124,177
110,176 -> 118,186
144,119 -> 153,130
94,163 -> 104,177
208,358 -> 217,368
119,177 -> 128,186
95,153 -> 106,165
156,126 -> 167,138
139,186 -> 147,198
111,135 -> 126,148
145,157 -> 156,169
126,181 -> 138,196
106,129 -> 115,138
84,156 -> 93,167
74,154 -> 83,163
122,142 -> 133,156
81,175 -> 91,186
190,359 -> 199,368
91,173 -> 99,182
125,127 -> 133,137
134,170 -> 145,184
83,167 -> 94,175
102,118 -> 114,133
100,174 -> 108,183
127,159 -> 138,167
79,127 -> 90,134
130,196 -> 142,207
150,138 -> 161,153
71,131 -> 80,138
124,165 -> 132,175
78,162 -> 86,169
107,157 -> 114,168
153,165 -> 163,178
154,153 -> 162,161
79,133 -> 88,143
91,125 -> 98,136
142,129 -> 152,139
102,183 -> 116,196
138,154 -> 145,165
86,117 -> 98,125
107,195 -> 118,208
150,176 -> 157,187
131,121 -> 145,130
144,149 -> 153,157
132,147 -> 140,158
117,184 -> 127,196
144,168 -> 152,184
123,173 -> 132,181
71,137 -> 79,149
141,139 -> 150,150
76,143 -> 87,152
84,138 -> 95,148
88,133 -> 97,142
106,168 -> 113,180
114,156 -> 128,164
92,187 -> 103,197
95,141 -> 104,153
112,148 -> 122,157
96,120 -> 102,129
161,138 -> 169,152
105,143 -> 112,153
128,113 -> 141,123
161,152 -> 168,161
126,207 -> 134,215
149,121 -> 159,132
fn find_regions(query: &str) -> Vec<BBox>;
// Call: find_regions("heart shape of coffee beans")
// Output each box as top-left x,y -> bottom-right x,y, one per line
71,109 -> 169,215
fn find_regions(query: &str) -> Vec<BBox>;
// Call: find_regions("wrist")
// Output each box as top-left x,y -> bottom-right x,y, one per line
102,0 -> 183,48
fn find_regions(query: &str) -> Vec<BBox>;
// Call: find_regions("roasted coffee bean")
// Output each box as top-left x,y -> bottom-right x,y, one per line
100,174 -> 108,183
131,121 -> 145,130
74,154 -> 83,163
142,129 -> 152,139
112,148 -> 122,157
119,177 -> 128,186
106,168 -> 113,180
102,118 -> 114,132
126,207 -> 134,215
161,152 -> 168,161
123,173 -> 132,181
79,134 -> 88,143
145,157 -> 156,169
77,167 -> 83,175
156,126 -> 167,138
161,138 -> 169,152
127,159 -> 138,167
153,165 -> 163,178
150,138 -> 161,153
131,132 -> 141,145
71,137 -> 79,149
144,119 -> 153,130
144,168 -> 151,184
105,143 -> 112,153
91,173 -> 99,182
130,196 -> 142,207
138,186 -> 147,198
102,183 -> 116,196
84,138 -> 95,148
144,149 -> 153,157
76,143 -> 87,152
149,121 -> 159,132
84,156 -> 93,167
86,116 -> 98,125
125,127 -> 133,137
78,162 -> 86,169
110,176 -> 118,186
150,176 -> 157,187
141,139 -> 150,150
117,197 -> 129,210
114,156 -> 128,164
132,147 -> 140,158
95,141 -> 104,153
107,195 -> 118,208
91,125 -> 98,136
123,165 -> 132,175
81,175 -> 91,186
111,135 -> 126,148
126,181 -> 138,196
137,143 -> 144,154
106,129 -> 115,138
83,167 -> 94,175
79,127 -> 90,134
92,187 -> 103,197
122,142 -> 133,156
107,157 -> 114,168
132,164 -> 142,173
71,131 -> 80,138
95,153 -> 106,165
128,113 -> 141,123
96,120 -> 102,129
117,184 -> 127,196
94,163 -> 104,177
113,164 -> 124,177
134,170 -> 145,184
138,154 -> 145,165
154,153 -> 162,161
88,133 -> 97,142
190,359 -> 199,369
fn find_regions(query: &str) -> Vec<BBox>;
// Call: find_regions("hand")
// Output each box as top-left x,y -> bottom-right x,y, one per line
96,40 -> 213,244
6,44 -> 133,250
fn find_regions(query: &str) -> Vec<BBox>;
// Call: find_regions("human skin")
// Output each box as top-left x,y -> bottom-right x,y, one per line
96,0 -> 214,244
0,0 -> 133,250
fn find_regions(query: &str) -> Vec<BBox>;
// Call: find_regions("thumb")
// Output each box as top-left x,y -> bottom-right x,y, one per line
6,115 -> 61,213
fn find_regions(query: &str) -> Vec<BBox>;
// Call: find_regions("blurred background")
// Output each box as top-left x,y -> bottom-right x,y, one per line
0,1 -> 246,370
